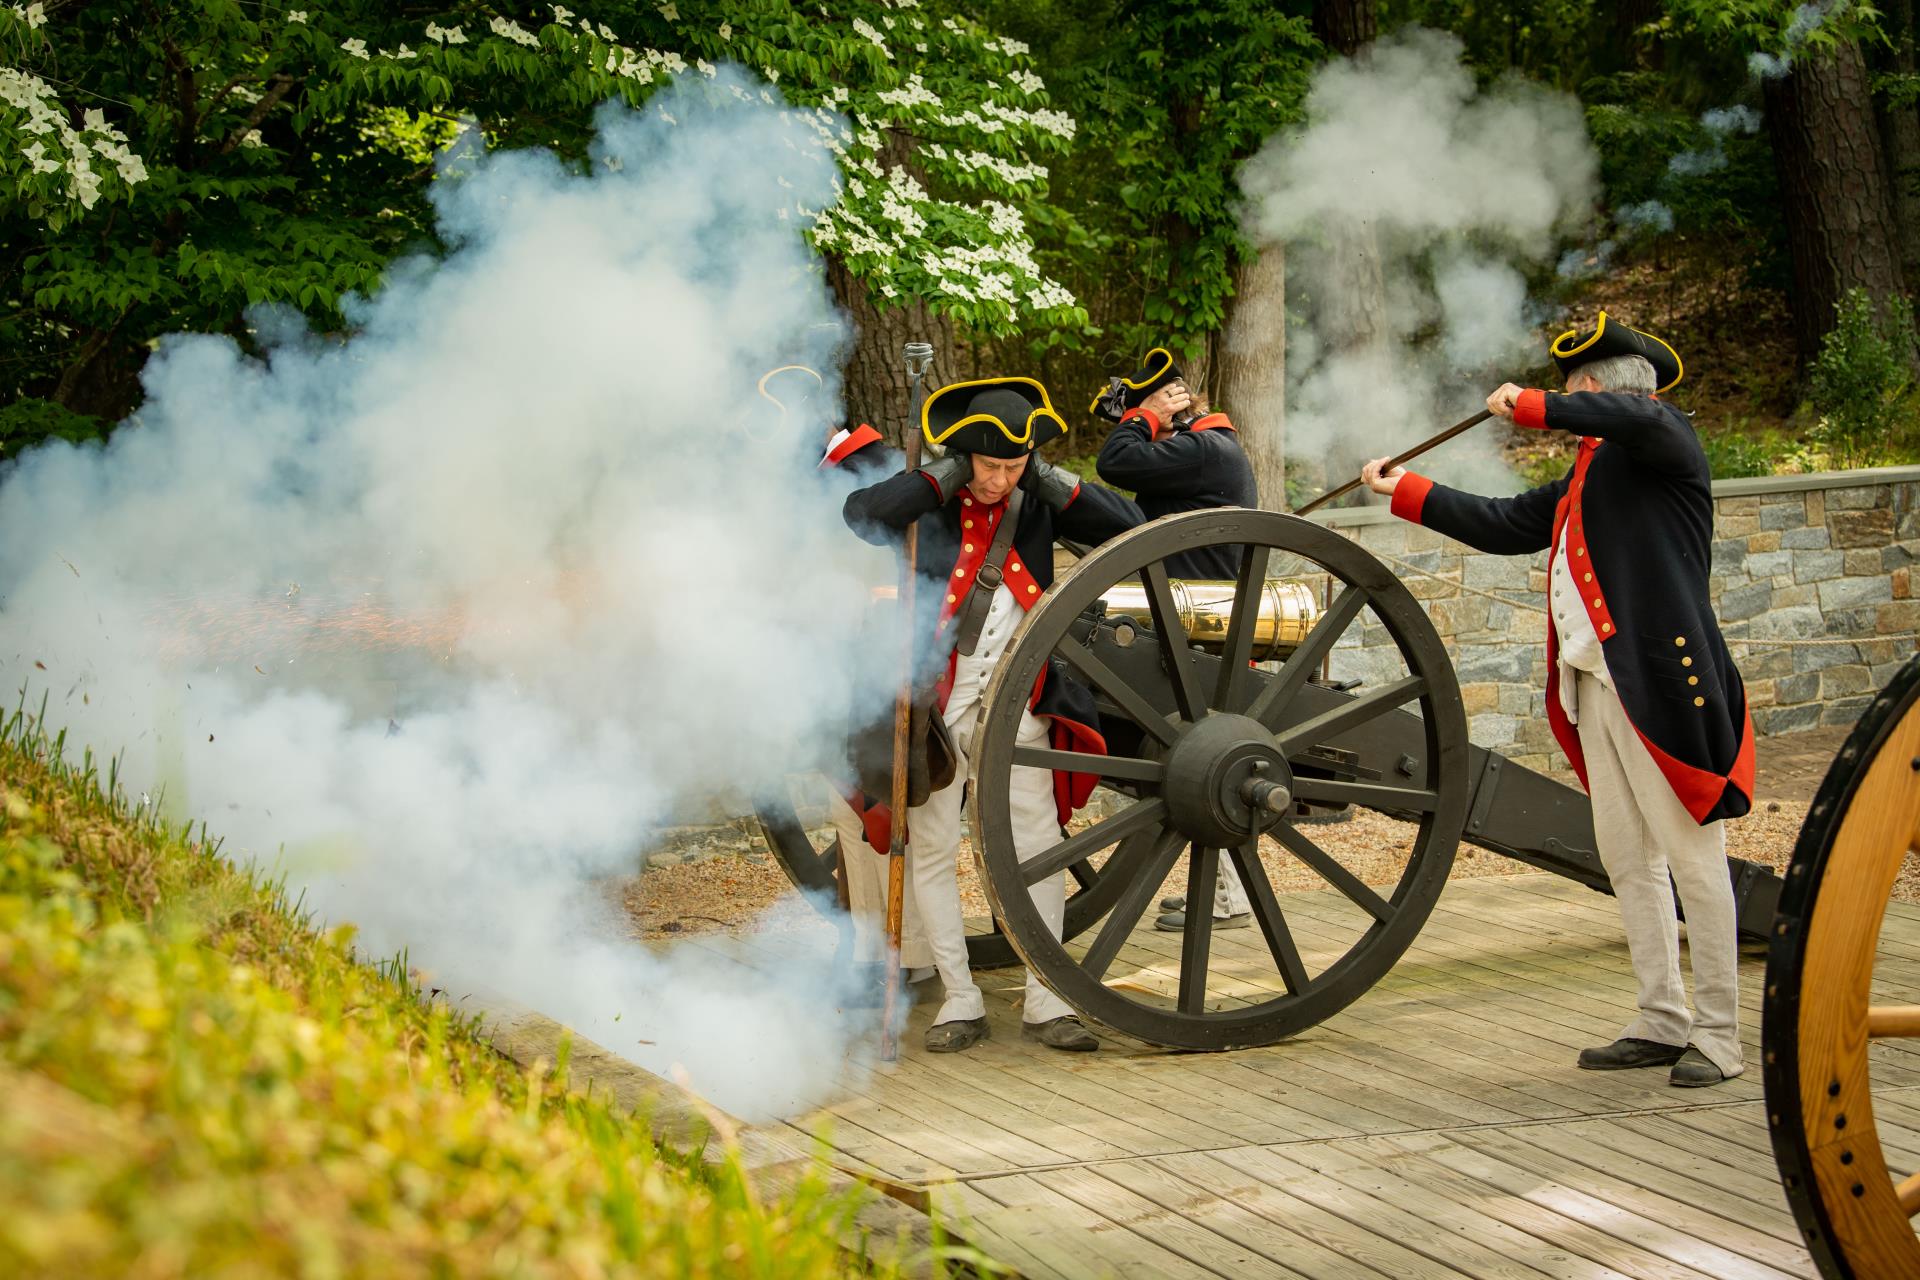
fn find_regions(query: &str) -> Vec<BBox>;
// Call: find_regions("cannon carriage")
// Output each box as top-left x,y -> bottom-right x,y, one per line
757,509 -> 1787,1051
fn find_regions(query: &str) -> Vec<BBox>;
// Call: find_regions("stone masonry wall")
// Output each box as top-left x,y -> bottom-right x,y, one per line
1308,467 -> 1920,773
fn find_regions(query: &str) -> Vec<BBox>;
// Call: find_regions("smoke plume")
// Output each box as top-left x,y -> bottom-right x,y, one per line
0,70 -> 901,1120
1238,29 -> 1598,499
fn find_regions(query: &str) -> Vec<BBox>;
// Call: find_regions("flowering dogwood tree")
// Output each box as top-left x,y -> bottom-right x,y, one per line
1,2 -> 1082,447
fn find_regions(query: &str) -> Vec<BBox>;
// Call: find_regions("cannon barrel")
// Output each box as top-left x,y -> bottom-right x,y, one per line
1096,577 -> 1318,660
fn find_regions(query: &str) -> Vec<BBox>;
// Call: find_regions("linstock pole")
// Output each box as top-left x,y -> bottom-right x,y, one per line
1292,408 -> 1494,516
881,341 -> 936,1063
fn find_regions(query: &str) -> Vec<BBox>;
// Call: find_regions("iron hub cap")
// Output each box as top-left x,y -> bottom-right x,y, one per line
1162,713 -> 1293,847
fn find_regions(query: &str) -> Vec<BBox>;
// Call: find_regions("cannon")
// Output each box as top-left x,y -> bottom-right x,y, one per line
757,509 -> 1786,1050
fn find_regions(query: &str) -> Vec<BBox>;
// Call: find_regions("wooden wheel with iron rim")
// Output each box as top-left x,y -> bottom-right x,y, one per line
968,509 -> 1469,1050
1766,651 -> 1920,1279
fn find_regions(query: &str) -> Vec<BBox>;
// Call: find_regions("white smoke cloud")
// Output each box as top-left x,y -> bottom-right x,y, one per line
1750,1 -> 1846,79
1237,29 -> 1597,498
0,70 -> 902,1120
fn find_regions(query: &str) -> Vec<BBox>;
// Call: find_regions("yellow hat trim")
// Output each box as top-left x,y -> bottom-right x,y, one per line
925,375 -> 1069,448
1086,347 -> 1176,413
1550,311 -> 1684,392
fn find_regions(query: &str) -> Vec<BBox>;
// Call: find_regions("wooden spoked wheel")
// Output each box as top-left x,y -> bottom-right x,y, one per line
1766,652 -> 1920,1279
969,510 -> 1469,1050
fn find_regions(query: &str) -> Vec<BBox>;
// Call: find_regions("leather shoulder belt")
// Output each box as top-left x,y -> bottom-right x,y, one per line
952,487 -> 1025,658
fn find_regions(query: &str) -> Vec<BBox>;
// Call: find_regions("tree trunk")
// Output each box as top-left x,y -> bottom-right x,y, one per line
1876,0 -> 1920,286
1610,0 -> 1664,71
1213,245 -> 1287,510
1764,38 -> 1913,365
1312,0 -> 1375,56
826,258 -> 959,445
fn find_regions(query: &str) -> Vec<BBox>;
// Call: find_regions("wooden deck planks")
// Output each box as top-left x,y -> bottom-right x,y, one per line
764,872 -> 1920,1278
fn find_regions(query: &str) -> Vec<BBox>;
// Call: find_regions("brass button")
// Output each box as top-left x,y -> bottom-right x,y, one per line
1693,696 -> 1705,707
1602,622 -> 1612,634
964,519 -> 973,528
1688,676 -> 1699,686
965,544 -> 975,553
1583,572 -> 1592,583
947,594 -> 957,604
1009,561 -> 1020,571
1027,584 -> 1038,594
1682,656 -> 1692,668
1576,548 -> 1585,557
962,497 -> 972,506
1591,597 -> 1602,609
1674,636 -> 1686,648
954,568 -> 965,578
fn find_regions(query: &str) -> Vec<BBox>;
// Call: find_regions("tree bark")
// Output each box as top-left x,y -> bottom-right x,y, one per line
1764,38 -> 1913,365
1311,0 -> 1375,56
1876,0 -> 1920,286
1213,245 -> 1287,510
826,258 -> 959,445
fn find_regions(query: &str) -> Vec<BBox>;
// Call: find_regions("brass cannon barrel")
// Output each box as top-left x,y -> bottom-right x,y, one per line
1097,577 -> 1319,660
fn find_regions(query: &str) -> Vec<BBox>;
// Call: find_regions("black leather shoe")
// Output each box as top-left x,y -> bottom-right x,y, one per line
1022,1016 -> 1098,1052
1669,1047 -> 1728,1088
1154,910 -> 1252,932
925,1017 -> 990,1053
1160,894 -> 1187,911
1576,1037 -> 1687,1070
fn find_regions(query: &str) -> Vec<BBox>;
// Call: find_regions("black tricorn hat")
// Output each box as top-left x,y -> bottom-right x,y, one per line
1550,312 -> 1683,393
923,376 -> 1068,459
1088,347 -> 1181,422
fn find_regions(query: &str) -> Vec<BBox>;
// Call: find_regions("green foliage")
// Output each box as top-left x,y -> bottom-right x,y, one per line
1809,287 -> 1920,468
1699,422 -> 1787,478
0,398 -> 108,461
0,704 -> 910,1279
1,2 -> 1081,450
982,0 -> 1318,370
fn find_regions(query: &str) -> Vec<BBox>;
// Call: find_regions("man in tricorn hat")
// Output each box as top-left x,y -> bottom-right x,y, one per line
1090,348 -> 1260,933
844,377 -> 1142,1053
1360,312 -> 1751,1088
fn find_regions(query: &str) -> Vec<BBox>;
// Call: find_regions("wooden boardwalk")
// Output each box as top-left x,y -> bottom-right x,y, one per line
775,872 -> 1920,1279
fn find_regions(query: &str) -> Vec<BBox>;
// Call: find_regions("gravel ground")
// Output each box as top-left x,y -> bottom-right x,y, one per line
618,768 -> 1911,944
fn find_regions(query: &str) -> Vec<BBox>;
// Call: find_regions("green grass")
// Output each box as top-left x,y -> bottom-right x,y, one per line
0,699 -> 917,1279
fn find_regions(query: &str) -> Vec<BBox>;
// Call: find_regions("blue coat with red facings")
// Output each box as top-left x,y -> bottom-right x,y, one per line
1388,388 -> 1753,824
1097,408 -> 1257,579
844,458 -> 1143,828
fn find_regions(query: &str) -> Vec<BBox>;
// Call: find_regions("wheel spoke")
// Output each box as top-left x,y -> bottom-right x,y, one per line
1012,746 -> 1164,783
1246,584 -> 1367,730
1082,828 -> 1188,981
1867,1005 -> 1920,1038
1020,796 -> 1168,886
1274,675 -> 1427,755
1179,845 -> 1218,1015
1898,1170 -> 1920,1217
1288,777 -> 1440,815
1229,841 -> 1310,993
1213,544 -> 1272,710
1056,637 -> 1180,747
1271,824 -> 1395,923
1068,857 -> 1100,891
1140,561 -> 1206,722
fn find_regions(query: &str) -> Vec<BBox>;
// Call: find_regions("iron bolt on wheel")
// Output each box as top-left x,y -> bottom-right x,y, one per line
969,509 -> 1470,1050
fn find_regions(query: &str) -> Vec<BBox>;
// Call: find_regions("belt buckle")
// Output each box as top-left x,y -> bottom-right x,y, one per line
977,564 -> 1004,590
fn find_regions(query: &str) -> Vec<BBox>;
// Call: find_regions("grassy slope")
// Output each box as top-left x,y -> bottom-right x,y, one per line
0,709 -> 903,1279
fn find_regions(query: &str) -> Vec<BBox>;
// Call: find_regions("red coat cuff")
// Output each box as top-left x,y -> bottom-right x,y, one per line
820,423 -> 882,467
1511,388 -> 1548,431
1120,406 -> 1161,435
1390,472 -> 1435,524
1189,412 -> 1235,433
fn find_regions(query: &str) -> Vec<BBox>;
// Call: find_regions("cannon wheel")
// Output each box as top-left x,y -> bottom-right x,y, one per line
753,783 -> 1136,971
1766,652 -> 1920,1279
971,509 -> 1469,1050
